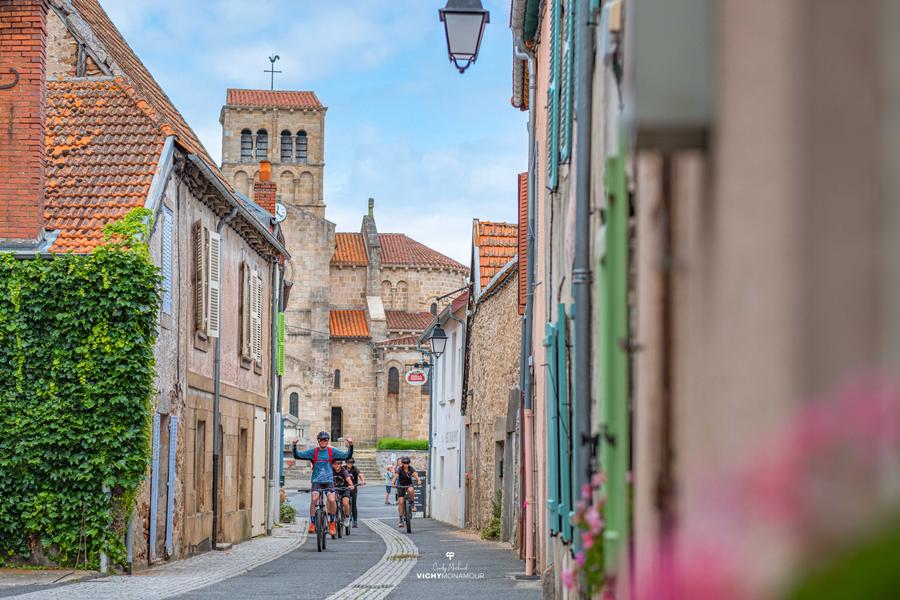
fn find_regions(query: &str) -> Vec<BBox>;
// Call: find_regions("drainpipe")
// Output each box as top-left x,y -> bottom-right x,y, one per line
211,206 -> 238,551
513,19 -> 537,576
277,259 -> 285,517
267,226 -> 280,534
572,0 -> 597,525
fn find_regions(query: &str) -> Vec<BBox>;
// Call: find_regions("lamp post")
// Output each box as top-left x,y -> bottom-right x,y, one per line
428,324 -> 448,359
438,0 -> 490,73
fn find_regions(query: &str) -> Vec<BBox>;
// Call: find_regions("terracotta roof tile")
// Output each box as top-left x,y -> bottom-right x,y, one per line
380,234 -> 466,270
332,233 -> 368,266
474,220 -> 518,290
385,310 -> 434,332
329,309 -> 370,339
44,79 -> 163,253
227,89 -> 323,109
376,335 -> 420,348
450,290 -> 469,313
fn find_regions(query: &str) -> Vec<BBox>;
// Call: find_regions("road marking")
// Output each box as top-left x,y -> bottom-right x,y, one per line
324,518 -> 418,600
7,520 -> 309,600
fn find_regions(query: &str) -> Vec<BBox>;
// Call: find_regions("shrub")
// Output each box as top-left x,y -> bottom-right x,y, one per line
376,438 -> 429,451
481,490 -> 502,540
280,502 -> 297,524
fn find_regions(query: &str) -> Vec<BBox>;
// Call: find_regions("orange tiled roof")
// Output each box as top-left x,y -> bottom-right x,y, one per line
475,220 -> 518,289
330,309 -> 370,339
380,234 -> 466,270
332,233 -> 368,266
385,310 -> 434,332
227,89 -> 323,109
376,335 -> 420,347
44,78 -> 164,253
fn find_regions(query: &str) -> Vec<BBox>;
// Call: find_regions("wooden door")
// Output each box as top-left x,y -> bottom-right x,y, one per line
251,408 -> 266,536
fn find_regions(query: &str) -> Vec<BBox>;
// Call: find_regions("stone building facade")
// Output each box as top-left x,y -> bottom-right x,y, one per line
220,93 -> 468,446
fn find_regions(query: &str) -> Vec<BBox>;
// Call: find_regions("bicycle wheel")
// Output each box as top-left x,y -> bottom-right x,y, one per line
321,510 -> 327,550
336,503 -> 343,539
316,509 -> 324,552
405,493 -> 412,534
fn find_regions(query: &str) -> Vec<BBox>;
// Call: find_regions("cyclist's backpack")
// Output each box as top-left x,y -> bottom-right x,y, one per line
312,446 -> 333,464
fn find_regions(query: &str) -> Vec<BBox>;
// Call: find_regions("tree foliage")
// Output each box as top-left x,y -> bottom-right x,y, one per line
0,209 -> 159,567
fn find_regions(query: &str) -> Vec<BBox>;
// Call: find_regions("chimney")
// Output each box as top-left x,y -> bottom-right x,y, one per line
253,160 -> 277,215
0,0 -> 48,244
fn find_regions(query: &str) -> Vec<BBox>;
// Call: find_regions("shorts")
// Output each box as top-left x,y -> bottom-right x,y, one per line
395,484 -> 413,499
335,488 -> 351,500
311,482 -> 335,494
385,485 -> 392,493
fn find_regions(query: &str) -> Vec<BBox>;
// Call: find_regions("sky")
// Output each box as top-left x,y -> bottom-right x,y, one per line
101,0 -> 527,265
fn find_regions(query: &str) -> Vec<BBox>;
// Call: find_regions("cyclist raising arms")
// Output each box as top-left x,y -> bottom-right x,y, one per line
292,432 -> 353,536
391,456 -> 420,529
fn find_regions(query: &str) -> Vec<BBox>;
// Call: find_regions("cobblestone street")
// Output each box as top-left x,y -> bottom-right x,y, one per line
0,486 -> 539,600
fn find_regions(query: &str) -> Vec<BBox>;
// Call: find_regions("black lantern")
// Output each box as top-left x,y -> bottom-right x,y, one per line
429,324 -> 448,359
438,0 -> 490,73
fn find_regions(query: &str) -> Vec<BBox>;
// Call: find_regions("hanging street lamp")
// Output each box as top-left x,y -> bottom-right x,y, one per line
438,0 -> 490,74
428,324 -> 449,359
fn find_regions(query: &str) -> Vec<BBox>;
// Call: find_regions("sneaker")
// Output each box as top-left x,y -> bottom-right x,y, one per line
308,522 -> 316,534
352,521 -> 358,528
343,518 -> 350,528
329,522 -> 336,536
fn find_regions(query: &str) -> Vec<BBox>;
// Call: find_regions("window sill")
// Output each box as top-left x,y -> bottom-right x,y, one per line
193,331 -> 209,352
240,356 -> 252,370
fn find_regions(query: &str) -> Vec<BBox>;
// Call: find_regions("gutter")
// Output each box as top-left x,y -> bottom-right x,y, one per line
144,136 -> 176,221
211,206 -> 239,551
186,154 -> 290,259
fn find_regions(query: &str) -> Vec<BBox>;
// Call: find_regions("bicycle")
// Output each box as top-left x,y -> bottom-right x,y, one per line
310,486 -> 352,551
392,484 -> 416,534
334,486 -> 352,538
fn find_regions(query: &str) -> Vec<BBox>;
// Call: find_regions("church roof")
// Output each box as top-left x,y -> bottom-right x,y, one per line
330,310 -> 370,339
226,89 -> 324,109
376,335 -> 420,348
332,233 -> 369,266
385,310 -> 434,332
473,220 -> 518,290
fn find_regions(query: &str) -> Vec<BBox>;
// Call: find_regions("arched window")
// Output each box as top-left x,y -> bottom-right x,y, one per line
255,129 -> 268,161
295,131 -> 308,163
334,369 -> 341,389
289,392 -> 299,417
280,130 -> 293,163
240,129 -> 252,162
388,367 -> 400,395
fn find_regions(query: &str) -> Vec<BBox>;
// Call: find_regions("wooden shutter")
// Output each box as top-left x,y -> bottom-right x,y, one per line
161,208 -> 174,315
207,231 -> 221,338
251,271 -> 263,363
557,303 -> 572,543
559,0 -> 575,163
240,261 -> 252,360
276,312 -> 285,376
544,322 -> 561,534
546,0 -> 562,191
193,221 -> 208,333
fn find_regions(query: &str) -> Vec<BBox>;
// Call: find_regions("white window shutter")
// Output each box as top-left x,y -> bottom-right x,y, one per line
252,272 -> 263,363
193,221 -> 207,333
207,231 -> 221,338
241,262 -> 252,360
161,208 -> 174,315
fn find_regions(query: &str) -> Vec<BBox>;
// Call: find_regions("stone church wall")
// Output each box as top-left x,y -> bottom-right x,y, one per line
330,265 -> 368,308
381,266 -> 468,312
330,339 -> 378,443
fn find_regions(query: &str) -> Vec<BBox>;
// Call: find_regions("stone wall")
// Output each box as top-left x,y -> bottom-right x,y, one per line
381,266 -> 468,313
464,266 -> 521,531
330,265 -> 368,308
330,339 -> 377,443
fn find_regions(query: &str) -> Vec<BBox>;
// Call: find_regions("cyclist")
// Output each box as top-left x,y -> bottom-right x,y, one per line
331,459 -> 354,530
391,456 -> 420,529
292,432 -> 353,536
345,458 -> 365,527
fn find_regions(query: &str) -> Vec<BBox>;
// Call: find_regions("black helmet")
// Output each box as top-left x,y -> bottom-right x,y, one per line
317,431 -> 330,440
401,456 -> 411,464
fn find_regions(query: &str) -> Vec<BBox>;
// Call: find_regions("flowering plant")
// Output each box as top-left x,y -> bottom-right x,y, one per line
563,471 -> 610,597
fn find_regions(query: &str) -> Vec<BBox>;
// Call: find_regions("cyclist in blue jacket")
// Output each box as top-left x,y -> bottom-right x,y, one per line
292,431 -> 353,535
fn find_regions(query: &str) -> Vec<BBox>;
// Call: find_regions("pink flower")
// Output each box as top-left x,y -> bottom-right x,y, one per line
591,471 -> 606,488
561,567 -> 577,590
586,506 -> 604,535
581,483 -> 593,500
582,531 -> 595,550
575,551 -> 586,567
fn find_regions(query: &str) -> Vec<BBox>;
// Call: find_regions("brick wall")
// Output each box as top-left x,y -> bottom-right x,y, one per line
0,0 -> 48,241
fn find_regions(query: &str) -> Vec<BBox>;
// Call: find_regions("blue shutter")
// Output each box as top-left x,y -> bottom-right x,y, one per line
149,413 -> 161,562
546,0 -> 562,191
161,207 -> 174,315
556,303 -> 572,542
165,415 -> 178,557
559,0 -> 576,163
544,323 -> 560,534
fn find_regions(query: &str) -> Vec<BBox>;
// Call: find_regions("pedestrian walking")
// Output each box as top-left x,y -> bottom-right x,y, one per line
346,458 -> 365,527
385,465 -> 394,504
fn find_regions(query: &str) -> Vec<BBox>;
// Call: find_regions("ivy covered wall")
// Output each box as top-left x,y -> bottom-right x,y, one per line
0,216 -> 159,567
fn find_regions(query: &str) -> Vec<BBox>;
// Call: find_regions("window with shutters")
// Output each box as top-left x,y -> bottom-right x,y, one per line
250,270 -> 264,371
192,221 -> 209,348
388,367 -> 400,395
206,232 -> 221,338
255,129 -> 268,161
240,129 -> 252,162
546,0 -> 562,191
161,207 -> 174,316
280,130 -> 293,163
559,0 -> 575,163
239,261 -> 253,366
295,131 -> 308,163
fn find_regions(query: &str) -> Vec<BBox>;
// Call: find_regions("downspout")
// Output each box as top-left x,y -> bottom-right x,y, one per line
572,0 -> 597,530
212,206 -> 238,551
267,225 -> 280,534
513,0 -> 537,575
277,259 -> 285,515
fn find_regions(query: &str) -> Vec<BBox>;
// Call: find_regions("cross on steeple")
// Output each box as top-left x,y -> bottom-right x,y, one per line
265,54 -> 282,90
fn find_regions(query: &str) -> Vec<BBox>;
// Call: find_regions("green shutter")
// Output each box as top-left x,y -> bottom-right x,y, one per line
544,323 -> 561,534
546,0 -> 562,191
559,0 -> 576,163
276,311 -> 285,376
556,303 -> 572,542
